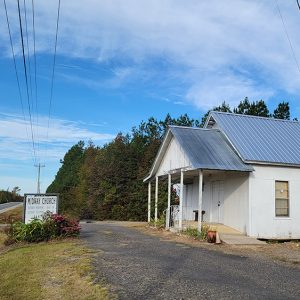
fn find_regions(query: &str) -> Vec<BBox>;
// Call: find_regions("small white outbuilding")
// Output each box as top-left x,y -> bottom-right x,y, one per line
144,111 -> 300,239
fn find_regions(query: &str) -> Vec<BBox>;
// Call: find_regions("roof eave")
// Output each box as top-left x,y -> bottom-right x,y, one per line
246,160 -> 300,168
143,128 -> 173,182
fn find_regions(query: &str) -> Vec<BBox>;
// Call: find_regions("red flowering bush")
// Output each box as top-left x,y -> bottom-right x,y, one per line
50,213 -> 81,237
5,212 -> 81,244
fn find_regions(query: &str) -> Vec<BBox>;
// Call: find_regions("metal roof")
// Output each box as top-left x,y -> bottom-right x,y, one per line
208,111 -> 300,166
169,126 -> 253,172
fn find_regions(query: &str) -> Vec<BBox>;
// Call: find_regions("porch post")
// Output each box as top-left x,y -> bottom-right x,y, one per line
148,181 -> 151,223
155,176 -> 158,223
179,170 -> 184,230
198,170 -> 203,233
166,173 -> 171,229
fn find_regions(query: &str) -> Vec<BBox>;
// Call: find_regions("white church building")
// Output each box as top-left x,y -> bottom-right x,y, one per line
144,111 -> 300,239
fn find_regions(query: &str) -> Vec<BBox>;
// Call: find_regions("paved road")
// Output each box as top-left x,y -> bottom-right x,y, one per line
0,202 -> 22,213
81,223 -> 300,300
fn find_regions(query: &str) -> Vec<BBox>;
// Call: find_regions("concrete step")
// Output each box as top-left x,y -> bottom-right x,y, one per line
220,233 -> 266,245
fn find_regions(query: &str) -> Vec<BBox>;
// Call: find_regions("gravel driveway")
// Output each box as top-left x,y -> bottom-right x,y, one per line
80,222 -> 300,300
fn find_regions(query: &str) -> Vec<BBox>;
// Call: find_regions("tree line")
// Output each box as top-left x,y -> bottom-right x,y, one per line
0,187 -> 22,204
47,99 -> 294,220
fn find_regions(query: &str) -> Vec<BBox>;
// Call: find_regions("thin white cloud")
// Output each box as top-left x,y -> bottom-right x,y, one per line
1,0 -> 300,109
186,73 -> 274,110
0,112 -> 114,162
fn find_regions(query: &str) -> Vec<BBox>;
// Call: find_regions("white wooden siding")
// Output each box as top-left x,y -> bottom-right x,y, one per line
249,165 -> 300,239
156,137 -> 192,176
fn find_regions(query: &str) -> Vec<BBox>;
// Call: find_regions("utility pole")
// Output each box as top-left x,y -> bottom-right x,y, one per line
34,163 -> 45,194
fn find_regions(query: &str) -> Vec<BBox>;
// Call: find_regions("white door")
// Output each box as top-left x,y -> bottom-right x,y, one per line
211,181 -> 224,223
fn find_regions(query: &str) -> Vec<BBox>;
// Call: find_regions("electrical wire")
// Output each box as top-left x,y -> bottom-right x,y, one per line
3,0 -> 35,164
17,0 -> 37,163
275,0 -> 300,76
31,0 -> 40,162
23,0 -> 40,161
23,0 -> 33,104
3,0 -> 25,119
297,0 -> 300,11
44,0 -> 61,162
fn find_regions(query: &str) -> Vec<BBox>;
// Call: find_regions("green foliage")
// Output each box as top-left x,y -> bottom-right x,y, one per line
5,213 -> 80,244
273,101 -> 290,120
47,114 -> 198,221
149,215 -> 166,229
183,225 -> 210,240
8,219 -> 46,243
47,141 -> 85,214
233,97 -> 269,117
0,187 -> 22,204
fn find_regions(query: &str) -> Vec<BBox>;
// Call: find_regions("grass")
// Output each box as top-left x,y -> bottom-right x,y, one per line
0,232 -> 6,251
149,216 -> 166,229
0,206 -> 23,224
0,232 -> 110,300
182,225 -> 210,240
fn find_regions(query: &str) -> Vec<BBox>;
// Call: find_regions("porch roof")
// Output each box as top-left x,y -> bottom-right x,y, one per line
170,126 -> 253,172
144,126 -> 253,182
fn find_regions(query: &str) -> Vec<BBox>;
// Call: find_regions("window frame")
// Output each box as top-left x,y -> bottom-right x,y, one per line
275,180 -> 290,218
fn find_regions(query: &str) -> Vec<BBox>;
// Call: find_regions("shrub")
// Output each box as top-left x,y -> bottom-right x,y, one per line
183,224 -> 210,240
49,213 -> 81,237
5,212 -> 81,244
149,215 -> 166,229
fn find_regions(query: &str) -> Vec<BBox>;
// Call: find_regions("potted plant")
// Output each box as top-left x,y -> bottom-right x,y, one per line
207,226 -> 217,243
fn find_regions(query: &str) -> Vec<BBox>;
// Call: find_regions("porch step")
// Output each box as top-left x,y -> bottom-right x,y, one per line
219,233 -> 266,245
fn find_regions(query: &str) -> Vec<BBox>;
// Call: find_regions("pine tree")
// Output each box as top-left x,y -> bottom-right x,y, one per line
234,98 -> 269,117
249,100 -> 269,117
233,97 -> 251,114
273,102 -> 290,120
47,141 -> 85,214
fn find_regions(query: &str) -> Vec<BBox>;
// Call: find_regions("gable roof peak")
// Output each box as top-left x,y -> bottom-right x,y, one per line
210,111 -> 299,124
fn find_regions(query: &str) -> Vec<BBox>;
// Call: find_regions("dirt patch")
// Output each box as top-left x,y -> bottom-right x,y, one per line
0,206 -> 22,224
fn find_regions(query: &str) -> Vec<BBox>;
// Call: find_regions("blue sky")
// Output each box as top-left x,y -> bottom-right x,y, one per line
1,0 -> 300,194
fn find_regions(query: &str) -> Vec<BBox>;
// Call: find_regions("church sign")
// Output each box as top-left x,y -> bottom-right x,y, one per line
24,194 -> 59,224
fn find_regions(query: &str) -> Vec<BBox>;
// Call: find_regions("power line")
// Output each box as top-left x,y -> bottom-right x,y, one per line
45,0 -> 61,162
23,0 -> 40,161
31,0 -> 40,162
3,0 -> 25,119
3,0 -> 36,164
297,0 -> 300,11
275,0 -> 300,76
23,0 -> 33,105
17,0 -> 37,163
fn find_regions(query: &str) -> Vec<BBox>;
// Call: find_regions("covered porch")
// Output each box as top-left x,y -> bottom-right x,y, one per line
146,167 -> 250,234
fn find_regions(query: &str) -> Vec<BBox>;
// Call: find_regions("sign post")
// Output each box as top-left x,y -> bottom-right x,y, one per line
23,193 -> 59,224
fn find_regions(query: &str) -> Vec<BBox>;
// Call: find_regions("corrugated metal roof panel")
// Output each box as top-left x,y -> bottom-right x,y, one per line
209,112 -> 300,165
169,126 -> 253,172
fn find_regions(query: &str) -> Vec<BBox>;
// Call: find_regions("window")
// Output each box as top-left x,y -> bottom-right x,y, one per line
275,181 -> 289,217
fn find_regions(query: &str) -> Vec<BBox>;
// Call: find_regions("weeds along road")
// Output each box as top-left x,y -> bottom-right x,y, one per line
80,222 -> 300,300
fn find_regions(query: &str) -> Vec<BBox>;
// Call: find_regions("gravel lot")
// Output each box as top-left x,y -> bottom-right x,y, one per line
81,222 -> 300,300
